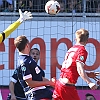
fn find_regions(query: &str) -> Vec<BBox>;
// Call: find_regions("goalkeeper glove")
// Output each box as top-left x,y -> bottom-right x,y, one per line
18,9 -> 33,23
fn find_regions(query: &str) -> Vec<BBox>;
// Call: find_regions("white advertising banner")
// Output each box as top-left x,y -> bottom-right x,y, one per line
0,20 -> 100,86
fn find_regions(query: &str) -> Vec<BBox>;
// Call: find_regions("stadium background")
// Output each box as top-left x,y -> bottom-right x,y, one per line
0,0 -> 100,100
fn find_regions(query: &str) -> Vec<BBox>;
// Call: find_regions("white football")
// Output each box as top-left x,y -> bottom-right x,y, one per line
45,0 -> 60,15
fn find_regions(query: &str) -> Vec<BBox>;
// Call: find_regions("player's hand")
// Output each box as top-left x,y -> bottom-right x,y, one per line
48,77 -> 56,88
91,84 -> 97,90
88,82 -> 97,90
11,94 -> 17,100
18,9 -> 33,23
51,77 -> 56,84
97,80 -> 100,85
47,79 -> 55,88
87,72 -> 100,85
87,72 -> 100,79
87,72 -> 96,78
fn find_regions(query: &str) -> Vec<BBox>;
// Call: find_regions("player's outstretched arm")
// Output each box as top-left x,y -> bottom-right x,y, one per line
0,9 -> 33,43
76,61 -> 97,90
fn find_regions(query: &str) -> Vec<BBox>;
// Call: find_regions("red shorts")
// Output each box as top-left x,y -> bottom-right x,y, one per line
53,80 -> 80,100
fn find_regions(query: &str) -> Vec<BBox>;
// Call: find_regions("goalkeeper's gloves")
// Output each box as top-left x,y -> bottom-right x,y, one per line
18,9 -> 33,23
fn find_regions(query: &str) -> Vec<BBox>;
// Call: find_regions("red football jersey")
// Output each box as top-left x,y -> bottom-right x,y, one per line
60,44 -> 88,84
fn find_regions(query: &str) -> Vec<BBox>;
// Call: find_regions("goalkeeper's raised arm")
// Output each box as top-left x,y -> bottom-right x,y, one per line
0,9 -> 33,43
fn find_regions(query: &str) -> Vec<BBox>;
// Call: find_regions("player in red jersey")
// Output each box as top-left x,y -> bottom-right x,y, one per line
53,28 -> 97,100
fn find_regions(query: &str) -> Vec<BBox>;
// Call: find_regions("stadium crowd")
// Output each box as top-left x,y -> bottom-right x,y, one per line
0,0 -> 100,13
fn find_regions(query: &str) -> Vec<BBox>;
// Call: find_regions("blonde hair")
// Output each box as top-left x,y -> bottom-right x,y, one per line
75,28 -> 89,42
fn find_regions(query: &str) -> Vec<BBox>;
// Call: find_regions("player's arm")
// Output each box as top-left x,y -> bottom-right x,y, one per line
23,62 -> 55,88
42,77 -> 49,81
76,61 -> 97,90
0,20 -> 21,43
25,77 -> 55,88
76,62 -> 91,84
9,81 -> 17,100
9,69 -> 19,100
0,9 -> 33,43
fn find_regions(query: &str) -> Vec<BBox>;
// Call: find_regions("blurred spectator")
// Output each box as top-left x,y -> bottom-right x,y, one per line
0,0 -> 100,13
66,0 -> 77,13
66,0 -> 82,13
85,93 -> 96,100
86,0 -> 98,13
96,1 -> 100,13
16,0 -> 48,12
33,0 -> 42,12
0,0 -> 3,12
0,0 -> 3,6
33,0 -> 48,12
16,0 -> 33,12
75,0 -> 82,13
60,2 -> 65,12
0,0 -> 13,12
58,0 -> 65,12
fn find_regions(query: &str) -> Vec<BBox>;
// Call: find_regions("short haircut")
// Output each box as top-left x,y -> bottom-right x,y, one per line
76,28 -> 89,42
14,35 -> 29,52
85,93 -> 96,100
29,48 -> 40,55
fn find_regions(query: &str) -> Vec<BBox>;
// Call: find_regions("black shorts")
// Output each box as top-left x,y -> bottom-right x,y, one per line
25,88 -> 53,100
7,94 -> 27,100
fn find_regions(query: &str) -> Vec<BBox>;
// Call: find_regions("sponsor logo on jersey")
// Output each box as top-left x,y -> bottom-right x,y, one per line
80,56 -> 84,61
21,66 -> 26,71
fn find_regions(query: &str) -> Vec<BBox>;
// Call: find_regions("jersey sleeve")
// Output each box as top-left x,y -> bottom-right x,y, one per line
10,69 -> 18,83
39,66 -> 45,77
41,70 -> 45,77
0,20 -> 21,43
76,49 -> 88,65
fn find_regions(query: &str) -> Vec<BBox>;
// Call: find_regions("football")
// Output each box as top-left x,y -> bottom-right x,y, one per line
45,0 -> 60,15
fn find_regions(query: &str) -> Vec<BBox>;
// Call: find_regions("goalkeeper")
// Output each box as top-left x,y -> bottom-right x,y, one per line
0,9 -> 33,43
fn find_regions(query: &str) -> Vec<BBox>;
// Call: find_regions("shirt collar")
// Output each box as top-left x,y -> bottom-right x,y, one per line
19,52 -> 29,56
75,43 -> 85,46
